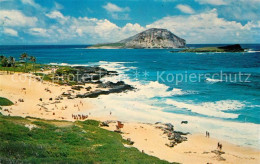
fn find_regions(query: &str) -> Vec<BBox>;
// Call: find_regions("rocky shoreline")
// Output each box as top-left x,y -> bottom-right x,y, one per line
57,66 -> 135,99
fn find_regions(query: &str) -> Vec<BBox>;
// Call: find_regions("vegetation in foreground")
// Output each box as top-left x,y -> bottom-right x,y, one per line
0,97 -> 13,106
0,115 -> 172,163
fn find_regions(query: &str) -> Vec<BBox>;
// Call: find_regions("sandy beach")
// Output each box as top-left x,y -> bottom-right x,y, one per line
1,71 -> 259,164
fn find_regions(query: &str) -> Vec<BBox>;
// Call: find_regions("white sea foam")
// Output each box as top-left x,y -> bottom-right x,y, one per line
49,62 -> 69,66
246,49 -> 260,53
165,100 -> 245,119
49,62 -> 91,67
88,93 -> 260,149
206,77 -> 223,83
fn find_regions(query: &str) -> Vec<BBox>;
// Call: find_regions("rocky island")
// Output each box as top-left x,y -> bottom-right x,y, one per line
88,28 -> 186,49
177,44 -> 245,53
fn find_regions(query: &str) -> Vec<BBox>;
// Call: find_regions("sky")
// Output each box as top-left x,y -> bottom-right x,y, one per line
0,0 -> 260,45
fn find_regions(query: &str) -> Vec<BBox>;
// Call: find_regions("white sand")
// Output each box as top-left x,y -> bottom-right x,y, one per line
103,122 -> 260,164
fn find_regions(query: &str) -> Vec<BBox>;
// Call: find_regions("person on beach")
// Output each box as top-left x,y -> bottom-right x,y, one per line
206,131 -> 210,138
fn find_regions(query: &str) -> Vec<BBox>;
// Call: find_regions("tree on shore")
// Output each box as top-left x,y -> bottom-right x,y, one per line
9,56 -> 16,73
1,56 -> 8,67
20,53 -> 28,72
30,56 -> 36,73
0,55 -> 4,61
1,56 -> 9,73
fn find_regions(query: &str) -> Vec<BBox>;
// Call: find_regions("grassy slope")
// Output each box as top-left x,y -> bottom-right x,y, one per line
0,115 -> 172,163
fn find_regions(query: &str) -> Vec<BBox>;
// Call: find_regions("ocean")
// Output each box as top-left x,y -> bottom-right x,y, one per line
1,44 -> 260,148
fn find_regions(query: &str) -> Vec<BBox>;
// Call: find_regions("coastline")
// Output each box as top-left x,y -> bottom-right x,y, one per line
0,70 -> 260,163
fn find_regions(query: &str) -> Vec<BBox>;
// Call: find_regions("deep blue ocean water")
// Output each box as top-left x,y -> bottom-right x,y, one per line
1,44 -> 260,147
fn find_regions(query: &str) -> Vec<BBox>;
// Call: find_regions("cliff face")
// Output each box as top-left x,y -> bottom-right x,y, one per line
88,28 -> 186,49
119,28 -> 186,48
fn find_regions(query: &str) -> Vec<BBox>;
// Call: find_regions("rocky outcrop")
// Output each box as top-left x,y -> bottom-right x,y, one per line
218,44 -> 244,52
155,123 -> 189,148
76,81 -> 134,98
57,66 -> 134,98
88,28 -> 186,49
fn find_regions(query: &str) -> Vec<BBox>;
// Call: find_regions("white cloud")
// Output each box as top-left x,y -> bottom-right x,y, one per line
176,4 -> 195,14
102,3 -> 131,20
196,0 -> 228,5
26,11 -> 143,43
46,10 -> 69,24
28,28 -> 49,37
1,3 -> 258,44
54,2 -> 63,10
111,13 -> 131,20
21,0 -> 42,9
0,10 -> 37,27
46,10 -> 66,19
103,2 -> 130,13
147,9 -> 260,43
122,23 -> 145,33
218,0 -> 260,21
3,28 -> 18,36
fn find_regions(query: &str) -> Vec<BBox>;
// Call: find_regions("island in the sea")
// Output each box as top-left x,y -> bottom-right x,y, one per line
87,28 -> 186,49
176,44 -> 245,53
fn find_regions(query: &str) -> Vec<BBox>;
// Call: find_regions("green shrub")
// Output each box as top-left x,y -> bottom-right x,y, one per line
0,97 -> 13,106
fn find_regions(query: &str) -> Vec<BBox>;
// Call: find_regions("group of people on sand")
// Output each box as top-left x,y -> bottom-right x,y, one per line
72,114 -> 88,120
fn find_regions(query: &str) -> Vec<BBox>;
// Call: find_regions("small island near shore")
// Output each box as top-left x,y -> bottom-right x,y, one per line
173,44 -> 245,53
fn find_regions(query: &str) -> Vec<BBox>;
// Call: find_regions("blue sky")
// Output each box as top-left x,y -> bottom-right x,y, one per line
0,0 -> 260,44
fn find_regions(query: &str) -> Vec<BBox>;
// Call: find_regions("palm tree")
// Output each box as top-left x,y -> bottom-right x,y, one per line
20,53 -> 28,72
9,56 -> 16,73
1,56 -> 9,73
29,56 -> 36,73
1,56 -> 8,67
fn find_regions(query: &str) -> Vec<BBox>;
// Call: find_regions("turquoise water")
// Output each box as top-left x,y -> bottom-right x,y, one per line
1,44 -> 260,147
